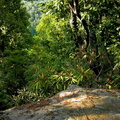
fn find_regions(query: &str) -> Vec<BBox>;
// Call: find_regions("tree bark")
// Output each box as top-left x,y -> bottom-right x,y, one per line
68,0 -> 89,49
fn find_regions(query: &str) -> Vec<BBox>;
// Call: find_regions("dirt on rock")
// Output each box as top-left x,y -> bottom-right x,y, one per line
0,85 -> 120,120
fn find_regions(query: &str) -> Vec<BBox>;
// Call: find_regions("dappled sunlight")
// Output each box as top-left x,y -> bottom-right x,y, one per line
0,0 -> 120,119
1,85 -> 120,120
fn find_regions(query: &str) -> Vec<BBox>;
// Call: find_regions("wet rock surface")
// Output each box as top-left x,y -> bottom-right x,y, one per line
1,85 -> 120,120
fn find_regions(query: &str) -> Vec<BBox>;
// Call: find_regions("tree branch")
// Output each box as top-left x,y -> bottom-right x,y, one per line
68,0 -> 89,49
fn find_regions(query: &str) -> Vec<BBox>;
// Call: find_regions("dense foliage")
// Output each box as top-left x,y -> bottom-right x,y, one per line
0,0 -> 119,110
23,0 -> 42,35
0,0 -> 32,109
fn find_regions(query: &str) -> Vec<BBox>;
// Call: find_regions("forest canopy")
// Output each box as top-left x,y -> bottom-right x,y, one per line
0,0 -> 120,110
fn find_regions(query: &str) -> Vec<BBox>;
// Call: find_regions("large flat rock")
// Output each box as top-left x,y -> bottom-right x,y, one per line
1,85 -> 120,120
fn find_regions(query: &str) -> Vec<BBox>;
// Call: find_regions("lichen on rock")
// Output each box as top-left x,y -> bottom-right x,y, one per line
1,85 -> 120,120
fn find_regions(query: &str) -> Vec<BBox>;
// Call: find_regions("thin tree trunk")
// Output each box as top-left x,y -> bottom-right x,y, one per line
69,0 -> 89,49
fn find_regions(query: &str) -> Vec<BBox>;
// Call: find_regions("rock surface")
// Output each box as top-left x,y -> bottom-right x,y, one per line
1,85 -> 120,120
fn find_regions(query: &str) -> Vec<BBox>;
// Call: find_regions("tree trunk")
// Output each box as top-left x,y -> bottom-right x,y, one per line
69,0 -> 89,49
